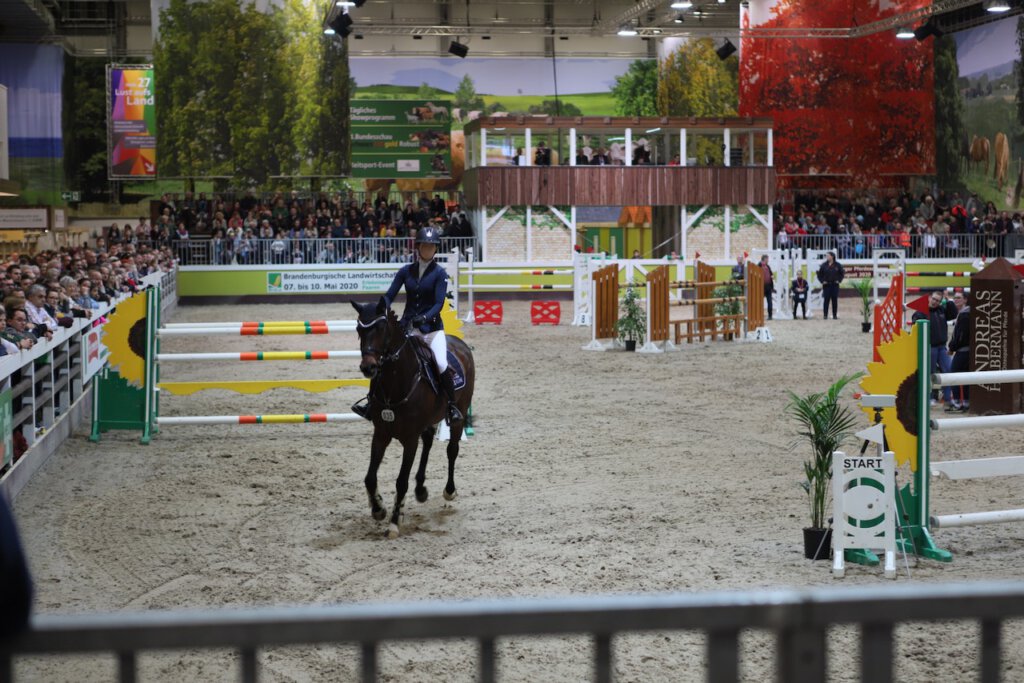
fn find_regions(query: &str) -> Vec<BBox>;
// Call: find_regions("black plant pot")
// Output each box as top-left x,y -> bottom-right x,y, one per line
624,339 -> 637,352
861,322 -> 872,333
803,527 -> 832,560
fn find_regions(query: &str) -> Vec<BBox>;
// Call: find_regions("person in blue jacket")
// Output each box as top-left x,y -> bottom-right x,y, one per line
352,226 -> 463,424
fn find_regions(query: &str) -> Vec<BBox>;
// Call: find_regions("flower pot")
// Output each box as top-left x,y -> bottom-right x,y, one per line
861,322 -> 871,333
624,339 -> 637,352
803,527 -> 832,560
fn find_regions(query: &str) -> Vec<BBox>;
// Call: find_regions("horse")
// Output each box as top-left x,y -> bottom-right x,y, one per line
350,299 -> 476,538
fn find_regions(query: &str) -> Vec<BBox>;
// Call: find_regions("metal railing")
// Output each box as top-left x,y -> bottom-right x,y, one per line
776,232 -> 1010,260
3,582 -> 1024,682
115,237 -> 479,266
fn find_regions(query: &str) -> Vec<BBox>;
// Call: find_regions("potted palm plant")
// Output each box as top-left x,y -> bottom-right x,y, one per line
785,373 -> 863,560
848,278 -> 874,333
615,285 -> 646,351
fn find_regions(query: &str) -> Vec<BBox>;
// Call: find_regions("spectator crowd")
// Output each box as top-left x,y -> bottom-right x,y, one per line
774,189 -> 1022,259
105,191 -> 475,265
0,242 -> 174,356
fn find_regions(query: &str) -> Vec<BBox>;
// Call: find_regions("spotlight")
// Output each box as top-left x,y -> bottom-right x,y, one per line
895,26 -> 915,39
617,23 -> 638,36
670,1 -> 692,7
984,0 -> 1011,11
448,40 -> 469,58
325,12 -> 353,36
673,14 -> 684,23
913,20 -> 944,41
715,38 -> 736,60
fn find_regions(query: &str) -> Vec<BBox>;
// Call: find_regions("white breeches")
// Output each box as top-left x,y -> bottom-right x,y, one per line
419,330 -> 448,372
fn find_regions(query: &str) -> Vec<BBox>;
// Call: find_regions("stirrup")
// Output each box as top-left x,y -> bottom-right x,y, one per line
445,403 -> 463,425
352,397 -> 372,421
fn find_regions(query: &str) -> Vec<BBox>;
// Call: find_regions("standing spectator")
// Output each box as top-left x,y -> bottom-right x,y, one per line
759,254 -> 775,321
792,272 -> 809,319
947,291 -> 971,411
0,493 -> 33,638
24,285 -> 58,336
534,141 -> 551,166
3,307 -> 38,348
912,291 -> 954,406
731,255 -> 745,281
817,251 -> 844,320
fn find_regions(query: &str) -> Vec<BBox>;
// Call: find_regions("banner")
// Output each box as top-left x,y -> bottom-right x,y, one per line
83,324 -> 109,383
0,389 -> 11,469
107,64 -> 156,178
266,269 -> 397,294
350,100 -> 452,179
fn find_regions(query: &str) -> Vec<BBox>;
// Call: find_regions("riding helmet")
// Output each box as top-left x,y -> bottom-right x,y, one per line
415,227 -> 441,245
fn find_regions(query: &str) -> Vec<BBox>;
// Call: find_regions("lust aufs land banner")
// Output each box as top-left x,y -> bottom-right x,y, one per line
350,100 -> 452,179
107,65 -> 156,178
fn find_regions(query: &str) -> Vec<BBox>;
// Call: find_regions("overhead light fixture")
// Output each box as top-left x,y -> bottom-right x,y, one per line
984,0 -> 1011,11
448,40 -> 469,58
717,0 -> 726,3
670,1 -> 692,8
673,14 -> 684,23
335,1 -> 354,7
617,23 -> 638,36
913,20 -> 944,41
324,12 -> 353,36
715,38 -> 737,60
895,26 -> 915,39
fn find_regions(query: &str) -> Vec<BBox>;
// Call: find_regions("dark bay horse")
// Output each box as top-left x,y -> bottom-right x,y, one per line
351,300 -> 475,538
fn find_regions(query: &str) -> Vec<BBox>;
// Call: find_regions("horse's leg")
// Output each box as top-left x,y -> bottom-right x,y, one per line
365,429 -> 391,522
443,422 -> 464,501
415,426 -> 436,503
388,438 -> 419,539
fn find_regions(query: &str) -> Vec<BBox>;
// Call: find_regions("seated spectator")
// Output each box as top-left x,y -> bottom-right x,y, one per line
24,285 -> 58,336
2,307 -> 38,348
0,310 -> 22,354
75,280 -> 101,310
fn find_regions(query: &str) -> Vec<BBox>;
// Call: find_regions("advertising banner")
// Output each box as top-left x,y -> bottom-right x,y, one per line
350,100 -> 452,179
0,208 -> 48,230
107,65 -> 157,178
266,269 -> 396,294
0,389 -> 12,469
83,325 -> 109,383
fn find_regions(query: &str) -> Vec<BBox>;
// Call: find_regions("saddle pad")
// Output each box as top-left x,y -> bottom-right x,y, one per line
447,351 -> 467,390
414,341 -> 467,394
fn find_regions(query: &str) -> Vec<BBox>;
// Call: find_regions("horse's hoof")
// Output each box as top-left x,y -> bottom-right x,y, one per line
443,488 -> 457,501
387,524 -> 400,539
372,507 -> 387,521
415,487 -> 428,503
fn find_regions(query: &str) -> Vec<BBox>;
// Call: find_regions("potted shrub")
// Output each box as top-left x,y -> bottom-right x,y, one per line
712,282 -> 743,339
848,278 -> 874,333
615,285 -> 646,351
785,373 -> 863,560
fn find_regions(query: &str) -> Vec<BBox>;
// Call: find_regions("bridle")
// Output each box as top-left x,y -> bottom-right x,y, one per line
357,314 -> 408,365
357,312 -> 421,412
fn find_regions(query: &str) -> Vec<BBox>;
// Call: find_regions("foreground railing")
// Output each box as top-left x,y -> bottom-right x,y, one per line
3,582 -> 1023,682
157,237 -> 480,266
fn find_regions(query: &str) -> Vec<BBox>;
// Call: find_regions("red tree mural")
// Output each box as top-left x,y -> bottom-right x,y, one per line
739,0 -> 935,190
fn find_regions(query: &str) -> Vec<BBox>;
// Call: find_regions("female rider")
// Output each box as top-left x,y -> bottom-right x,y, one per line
352,226 -> 462,425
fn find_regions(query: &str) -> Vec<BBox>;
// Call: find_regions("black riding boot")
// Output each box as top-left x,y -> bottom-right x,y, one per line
439,369 -> 463,425
351,394 -> 372,421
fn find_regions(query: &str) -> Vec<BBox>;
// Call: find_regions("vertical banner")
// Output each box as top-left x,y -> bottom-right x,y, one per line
0,84 -> 8,181
107,64 -> 156,178
83,324 -> 109,383
0,389 -> 12,469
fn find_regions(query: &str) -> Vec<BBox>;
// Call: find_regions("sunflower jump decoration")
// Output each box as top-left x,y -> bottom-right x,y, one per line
860,319 -> 952,562
89,287 -> 159,444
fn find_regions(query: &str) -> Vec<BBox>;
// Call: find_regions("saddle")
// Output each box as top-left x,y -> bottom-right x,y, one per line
410,335 -> 466,395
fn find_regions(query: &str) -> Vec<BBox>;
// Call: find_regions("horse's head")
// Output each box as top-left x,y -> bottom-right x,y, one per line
351,298 -> 400,378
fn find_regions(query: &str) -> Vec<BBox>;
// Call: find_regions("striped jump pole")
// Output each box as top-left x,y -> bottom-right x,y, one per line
461,284 -> 571,291
158,324 -> 351,336
469,269 -> 573,276
156,413 -> 362,426
156,350 -> 360,362
906,287 -> 970,294
163,321 -> 360,329
906,271 -> 973,278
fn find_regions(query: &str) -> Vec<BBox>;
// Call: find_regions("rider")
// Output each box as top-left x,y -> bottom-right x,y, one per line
352,226 -> 463,425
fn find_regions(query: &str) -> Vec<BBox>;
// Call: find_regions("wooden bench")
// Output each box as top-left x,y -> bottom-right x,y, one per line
671,314 -> 744,343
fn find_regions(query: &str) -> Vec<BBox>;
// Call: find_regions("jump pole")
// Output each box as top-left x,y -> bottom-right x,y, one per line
157,413 -> 362,426
156,351 -> 361,362
163,320 -> 358,329
157,325 -> 350,336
